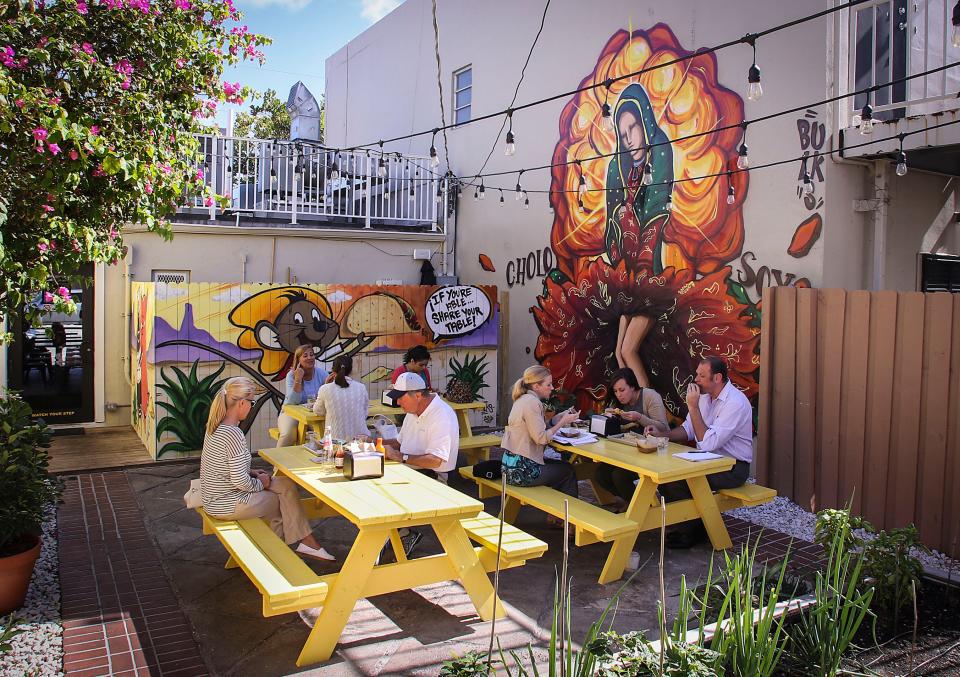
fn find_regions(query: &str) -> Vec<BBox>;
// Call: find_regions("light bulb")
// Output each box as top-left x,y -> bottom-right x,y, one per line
895,150 -> 907,176
504,130 -> 516,157
548,195 -> 555,214
726,187 -> 735,205
384,189 -> 390,200
409,186 -> 415,198
473,189 -> 479,202
642,163 -> 653,186
429,143 -> 440,169
479,184 -> 486,200
377,158 -> 387,178
747,63 -> 762,101
802,174 -> 814,196
436,189 -> 443,204
499,190 -> 505,206
578,198 -> 586,213
523,193 -> 530,209
515,182 -> 523,200
601,102 -> 614,132
666,193 -> 674,211
859,104 -> 874,135
578,174 -> 587,198
850,114 -> 862,128
737,143 -> 749,170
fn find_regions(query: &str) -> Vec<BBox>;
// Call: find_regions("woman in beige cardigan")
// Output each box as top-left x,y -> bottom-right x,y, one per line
500,366 -> 581,497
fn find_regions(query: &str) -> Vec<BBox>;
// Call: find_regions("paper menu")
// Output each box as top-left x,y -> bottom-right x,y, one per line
674,451 -> 724,461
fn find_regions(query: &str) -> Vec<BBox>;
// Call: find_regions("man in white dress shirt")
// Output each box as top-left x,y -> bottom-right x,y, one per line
645,356 -> 753,548
381,371 -> 459,475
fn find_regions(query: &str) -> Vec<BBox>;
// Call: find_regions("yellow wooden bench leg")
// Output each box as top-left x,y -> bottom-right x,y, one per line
297,528 -> 385,667
433,518 -> 505,622
389,529 -> 407,563
687,475 -> 733,550
224,555 -> 240,570
503,495 -> 521,523
598,478 -> 655,584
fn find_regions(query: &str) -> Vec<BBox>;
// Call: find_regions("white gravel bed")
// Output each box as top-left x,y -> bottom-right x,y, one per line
0,506 -> 63,677
728,495 -> 960,576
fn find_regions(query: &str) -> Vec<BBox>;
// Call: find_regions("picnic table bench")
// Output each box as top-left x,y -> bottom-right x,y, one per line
198,446 -> 547,666
460,438 -> 776,584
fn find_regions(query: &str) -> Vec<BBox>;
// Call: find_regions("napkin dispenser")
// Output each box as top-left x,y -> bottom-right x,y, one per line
381,390 -> 401,407
343,451 -> 385,480
589,414 -> 621,437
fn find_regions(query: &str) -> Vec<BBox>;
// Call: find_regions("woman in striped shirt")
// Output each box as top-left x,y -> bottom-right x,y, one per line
200,377 -> 334,561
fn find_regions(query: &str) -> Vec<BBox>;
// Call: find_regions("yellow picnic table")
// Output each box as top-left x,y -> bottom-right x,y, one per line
553,439 -> 738,584
282,398 -> 486,445
260,445 -> 512,666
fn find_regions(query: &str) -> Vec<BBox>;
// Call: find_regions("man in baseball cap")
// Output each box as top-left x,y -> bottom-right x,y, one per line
382,371 -> 459,475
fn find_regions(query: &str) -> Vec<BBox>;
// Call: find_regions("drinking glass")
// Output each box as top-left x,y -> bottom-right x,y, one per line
657,437 -> 669,455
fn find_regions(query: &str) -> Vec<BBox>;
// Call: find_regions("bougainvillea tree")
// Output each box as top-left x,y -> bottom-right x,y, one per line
0,0 -> 268,333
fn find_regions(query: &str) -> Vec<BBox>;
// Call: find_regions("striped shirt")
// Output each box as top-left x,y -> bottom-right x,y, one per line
200,424 -> 263,516
313,378 -> 370,440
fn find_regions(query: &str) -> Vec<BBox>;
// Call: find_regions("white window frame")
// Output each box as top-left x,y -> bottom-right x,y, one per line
453,65 -> 472,126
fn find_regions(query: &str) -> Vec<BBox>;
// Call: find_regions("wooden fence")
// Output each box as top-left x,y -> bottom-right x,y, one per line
757,287 -> 960,559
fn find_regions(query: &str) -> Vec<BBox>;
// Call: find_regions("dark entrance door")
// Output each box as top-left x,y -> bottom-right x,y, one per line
6,263 -> 96,424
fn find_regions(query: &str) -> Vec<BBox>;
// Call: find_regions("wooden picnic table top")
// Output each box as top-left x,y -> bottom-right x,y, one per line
283,398 -> 483,422
261,445 -> 483,528
552,438 -> 735,484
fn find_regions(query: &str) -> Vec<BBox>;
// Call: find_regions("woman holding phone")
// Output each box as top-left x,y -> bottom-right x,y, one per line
500,366 -> 581,501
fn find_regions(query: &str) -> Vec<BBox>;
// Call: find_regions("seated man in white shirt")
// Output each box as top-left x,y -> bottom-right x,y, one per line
381,371 -> 459,476
644,356 -> 753,548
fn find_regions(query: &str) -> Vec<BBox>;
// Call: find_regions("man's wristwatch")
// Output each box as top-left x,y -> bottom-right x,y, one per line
402,454 -> 409,463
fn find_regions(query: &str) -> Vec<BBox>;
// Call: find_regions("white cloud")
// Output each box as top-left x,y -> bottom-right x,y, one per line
155,284 -> 188,300
360,0 -> 401,22
328,290 -> 353,303
212,286 -> 252,303
244,0 -> 313,10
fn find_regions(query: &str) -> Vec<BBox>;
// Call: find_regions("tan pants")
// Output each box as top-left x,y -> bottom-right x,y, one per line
276,412 -> 300,447
223,476 -> 311,545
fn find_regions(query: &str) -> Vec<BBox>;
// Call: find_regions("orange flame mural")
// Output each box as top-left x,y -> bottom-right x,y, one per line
535,25 -> 760,420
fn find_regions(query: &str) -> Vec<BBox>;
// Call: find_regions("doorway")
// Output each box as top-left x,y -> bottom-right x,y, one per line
6,263 -> 96,424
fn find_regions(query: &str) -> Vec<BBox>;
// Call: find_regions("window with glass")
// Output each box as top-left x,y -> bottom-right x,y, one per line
453,66 -> 472,125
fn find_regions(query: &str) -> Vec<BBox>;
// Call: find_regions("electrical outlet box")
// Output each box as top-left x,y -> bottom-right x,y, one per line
413,248 -> 432,260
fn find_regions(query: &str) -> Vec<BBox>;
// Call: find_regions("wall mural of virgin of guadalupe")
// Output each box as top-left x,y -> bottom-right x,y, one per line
534,25 -> 761,422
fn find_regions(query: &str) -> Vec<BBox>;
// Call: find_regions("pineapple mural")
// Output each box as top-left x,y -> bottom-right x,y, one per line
444,353 -> 490,404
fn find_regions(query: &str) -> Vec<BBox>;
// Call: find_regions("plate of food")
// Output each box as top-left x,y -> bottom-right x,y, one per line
559,427 -> 587,439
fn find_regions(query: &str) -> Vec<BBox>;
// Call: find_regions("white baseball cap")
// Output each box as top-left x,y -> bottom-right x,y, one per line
387,371 -> 427,399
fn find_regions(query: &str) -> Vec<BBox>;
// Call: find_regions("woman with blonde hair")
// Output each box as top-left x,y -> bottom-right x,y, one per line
201,376 -> 334,561
500,366 -> 581,500
276,344 -> 329,447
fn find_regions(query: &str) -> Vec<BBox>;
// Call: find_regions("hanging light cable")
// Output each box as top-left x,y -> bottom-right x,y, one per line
504,110 -> 516,156
499,188 -> 505,206
746,35 -> 763,102
377,141 -> 387,178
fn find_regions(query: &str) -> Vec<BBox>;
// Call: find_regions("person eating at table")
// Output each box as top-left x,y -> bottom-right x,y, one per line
595,368 -> 669,511
201,376 -> 335,561
390,344 -> 432,390
500,366 -> 581,515
644,356 -> 753,548
379,371 -> 458,476
313,355 -> 369,440
276,344 -> 329,447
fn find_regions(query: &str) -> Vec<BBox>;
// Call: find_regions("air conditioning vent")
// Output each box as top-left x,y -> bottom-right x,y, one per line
152,270 -> 190,284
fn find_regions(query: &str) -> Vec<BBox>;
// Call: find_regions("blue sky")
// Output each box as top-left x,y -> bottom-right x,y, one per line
217,0 -> 403,126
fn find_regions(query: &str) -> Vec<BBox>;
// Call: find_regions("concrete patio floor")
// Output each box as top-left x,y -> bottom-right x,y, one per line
102,460 -> 818,676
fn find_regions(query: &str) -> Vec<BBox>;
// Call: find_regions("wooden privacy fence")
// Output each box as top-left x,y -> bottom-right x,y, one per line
757,287 -> 960,559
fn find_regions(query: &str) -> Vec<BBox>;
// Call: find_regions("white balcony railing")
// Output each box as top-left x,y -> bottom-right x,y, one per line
181,135 -> 448,232
845,0 -> 960,122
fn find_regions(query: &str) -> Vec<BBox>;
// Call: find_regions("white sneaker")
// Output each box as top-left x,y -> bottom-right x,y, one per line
625,551 -> 641,571
297,608 -> 318,628
296,543 -> 336,561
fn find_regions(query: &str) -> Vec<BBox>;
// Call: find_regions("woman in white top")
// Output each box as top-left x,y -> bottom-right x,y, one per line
313,355 -> 369,440
201,376 -> 334,561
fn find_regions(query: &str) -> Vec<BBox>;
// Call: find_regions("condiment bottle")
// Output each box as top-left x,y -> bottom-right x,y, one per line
375,437 -> 385,454
334,443 -> 345,469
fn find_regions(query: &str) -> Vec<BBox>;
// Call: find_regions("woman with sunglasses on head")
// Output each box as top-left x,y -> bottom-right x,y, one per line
200,376 -> 334,561
276,344 -> 329,447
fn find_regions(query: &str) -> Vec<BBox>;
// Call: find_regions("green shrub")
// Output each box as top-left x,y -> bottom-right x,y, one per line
0,615 -> 24,655
0,392 -> 59,557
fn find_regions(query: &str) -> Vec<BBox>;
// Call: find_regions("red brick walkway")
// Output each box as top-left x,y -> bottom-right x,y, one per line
58,472 -> 208,676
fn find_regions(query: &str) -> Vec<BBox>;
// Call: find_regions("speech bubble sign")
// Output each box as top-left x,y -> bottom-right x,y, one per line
425,285 -> 492,340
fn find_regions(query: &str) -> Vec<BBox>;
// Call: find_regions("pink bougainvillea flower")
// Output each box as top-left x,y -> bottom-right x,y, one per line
69,149 -> 80,160
1,46 -> 16,68
72,239 -> 81,252
93,166 -> 105,177
43,292 -> 54,303
144,182 -> 152,193
89,125 -> 100,136
176,58 -> 186,68
76,1 -> 88,14
38,243 -> 49,253
114,58 -> 133,75
81,42 -> 94,54
109,227 -> 119,239
32,127 -> 48,142
57,286 -> 71,299
160,163 -> 172,174
174,0 -> 191,9
204,196 -> 214,207
195,170 -> 204,182
47,142 -> 61,155
121,77 -> 131,90
15,98 -> 24,108
49,96 -> 60,105
41,204 -> 54,213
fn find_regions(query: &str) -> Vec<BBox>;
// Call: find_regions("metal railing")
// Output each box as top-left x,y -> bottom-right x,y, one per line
182,135 -> 447,232
846,0 -> 960,120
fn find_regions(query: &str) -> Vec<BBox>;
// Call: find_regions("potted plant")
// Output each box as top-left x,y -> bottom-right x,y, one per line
0,392 -> 59,614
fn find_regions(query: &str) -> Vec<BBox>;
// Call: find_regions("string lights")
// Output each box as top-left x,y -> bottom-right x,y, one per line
429,129 -> 440,169
504,111 -> 516,156
737,123 -> 750,169
377,141 -> 387,178
895,135 -> 908,176
746,35 -> 763,102
642,161 -> 653,186
726,171 -> 736,205
516,169 -> 524,200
